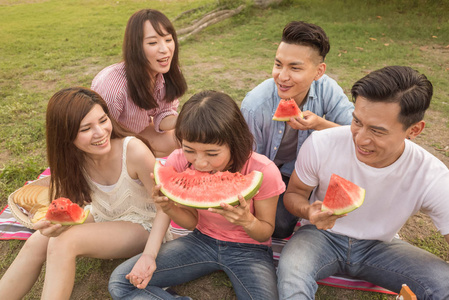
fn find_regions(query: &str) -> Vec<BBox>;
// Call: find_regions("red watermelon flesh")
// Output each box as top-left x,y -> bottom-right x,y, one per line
321,174 -> 365,215
154,161 -> 263,209
45,197 -> 89,225
272,99 -> 304,121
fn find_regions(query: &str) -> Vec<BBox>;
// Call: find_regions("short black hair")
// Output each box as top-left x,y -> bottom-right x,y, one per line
175,90 -> 254,173
282,21 -> 330,61
351,66 -> 433,129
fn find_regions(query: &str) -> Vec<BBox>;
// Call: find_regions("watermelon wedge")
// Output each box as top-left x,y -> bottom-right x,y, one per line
45,197 -> 89,225
272,98 -> 304,121
154,161 -> 263,209
321,174 -> 365,215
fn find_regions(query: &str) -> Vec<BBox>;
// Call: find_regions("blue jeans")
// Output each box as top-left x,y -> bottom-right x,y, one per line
109,229 -> 278,300
272,174 -> 299,239
277,225 -> 449,300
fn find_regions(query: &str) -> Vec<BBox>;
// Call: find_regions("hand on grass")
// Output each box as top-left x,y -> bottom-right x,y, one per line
126,253 -> 157,289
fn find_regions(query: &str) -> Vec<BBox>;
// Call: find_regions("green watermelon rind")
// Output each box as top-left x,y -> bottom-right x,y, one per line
154,161 -> 264,209
321,190 -> 365,215
272,115 -> 304,122
48,210 -> 90,226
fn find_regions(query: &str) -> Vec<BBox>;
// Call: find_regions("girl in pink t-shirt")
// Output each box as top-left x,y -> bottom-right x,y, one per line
109,90 -> 285,300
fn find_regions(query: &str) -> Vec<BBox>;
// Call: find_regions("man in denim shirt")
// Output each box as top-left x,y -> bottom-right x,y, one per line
241,21 -> 354,238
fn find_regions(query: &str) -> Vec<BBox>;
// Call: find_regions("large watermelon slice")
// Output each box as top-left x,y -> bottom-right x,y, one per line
45,197 -> 89,225
321,174 -> 365,215
154,161 -> 263,209
272,98 -> 304,121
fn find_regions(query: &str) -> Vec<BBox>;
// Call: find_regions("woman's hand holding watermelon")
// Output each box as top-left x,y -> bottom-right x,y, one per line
125,253 -> 157,289
151,175 -> 199,231
307,201 -> 346,230
32,219 -> 72,237
152,183 -> 177,213
208,195 -> 254,228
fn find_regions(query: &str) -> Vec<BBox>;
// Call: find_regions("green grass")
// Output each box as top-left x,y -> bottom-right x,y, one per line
1,0 -> 448,299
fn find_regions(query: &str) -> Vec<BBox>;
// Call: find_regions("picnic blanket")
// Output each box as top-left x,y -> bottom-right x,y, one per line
0,205 -> 35,240
1,166 -> 396,295
0,168 -> 51,240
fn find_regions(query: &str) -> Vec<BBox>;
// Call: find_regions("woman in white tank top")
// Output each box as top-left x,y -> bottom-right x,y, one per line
0,87 -> 171,299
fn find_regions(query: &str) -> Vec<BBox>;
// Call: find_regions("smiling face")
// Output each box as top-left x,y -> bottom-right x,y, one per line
73,104 -> 112,156
142,20 -> 175,79
272,42 -> 325,105
182,141 -> 232,173
350,96 -> 416,168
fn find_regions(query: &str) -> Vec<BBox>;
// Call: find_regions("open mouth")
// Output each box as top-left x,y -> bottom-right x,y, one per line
158,57 -> 170,63
196,170 -> 216,174
277,83 -> 292,92
92,137 -> 108,146
357,145 -> 373,154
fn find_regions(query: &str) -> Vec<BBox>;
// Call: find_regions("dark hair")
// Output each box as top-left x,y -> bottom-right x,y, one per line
281,21 -> 330,61
351,66 -> 433,129
175,90 -> 254,173
123,9 -> 187,110
46,87 -> 151,205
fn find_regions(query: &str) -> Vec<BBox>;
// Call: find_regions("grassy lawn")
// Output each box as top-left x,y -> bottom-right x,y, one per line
0,0 -> 448,299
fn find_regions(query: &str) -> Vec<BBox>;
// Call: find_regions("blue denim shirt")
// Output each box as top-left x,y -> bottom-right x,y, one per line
241,75 -> 354,177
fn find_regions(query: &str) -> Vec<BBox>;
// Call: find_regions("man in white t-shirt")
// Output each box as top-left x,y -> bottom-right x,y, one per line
277,66 -> 449,299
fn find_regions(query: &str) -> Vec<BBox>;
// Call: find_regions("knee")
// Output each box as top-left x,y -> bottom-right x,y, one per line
277,255 -> 295,280
108,268 -> 133,300
108,281 -> 125,300
46,234 -> 77,259
277,256 -> 318,300
417,271 -> 449,300
108,255 -> 141,299
22,232 -> 49,262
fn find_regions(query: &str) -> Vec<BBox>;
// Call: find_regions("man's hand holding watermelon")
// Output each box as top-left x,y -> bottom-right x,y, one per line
305,201 -> 346,230
287,110 -> 341,132
284,177 -> 346,231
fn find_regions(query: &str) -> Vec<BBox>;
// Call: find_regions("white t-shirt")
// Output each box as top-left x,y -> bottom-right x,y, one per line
295,126 -> 449,242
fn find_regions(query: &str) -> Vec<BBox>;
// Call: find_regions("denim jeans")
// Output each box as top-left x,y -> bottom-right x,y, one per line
277,225 -> 449,300
109,229 -> 278,300
272,174 -> 299,239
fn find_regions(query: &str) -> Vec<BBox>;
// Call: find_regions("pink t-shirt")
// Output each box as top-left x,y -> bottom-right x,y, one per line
165,149 -> 285,246
91,62 -> 179,133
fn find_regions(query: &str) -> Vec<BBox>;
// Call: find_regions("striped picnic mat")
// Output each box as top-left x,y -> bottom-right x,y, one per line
0,205 -> 35,240
0,168 -> 51,240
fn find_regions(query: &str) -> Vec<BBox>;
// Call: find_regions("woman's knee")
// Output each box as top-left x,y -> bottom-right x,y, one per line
46,231 -> 80,259
22,232 -> 49,261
